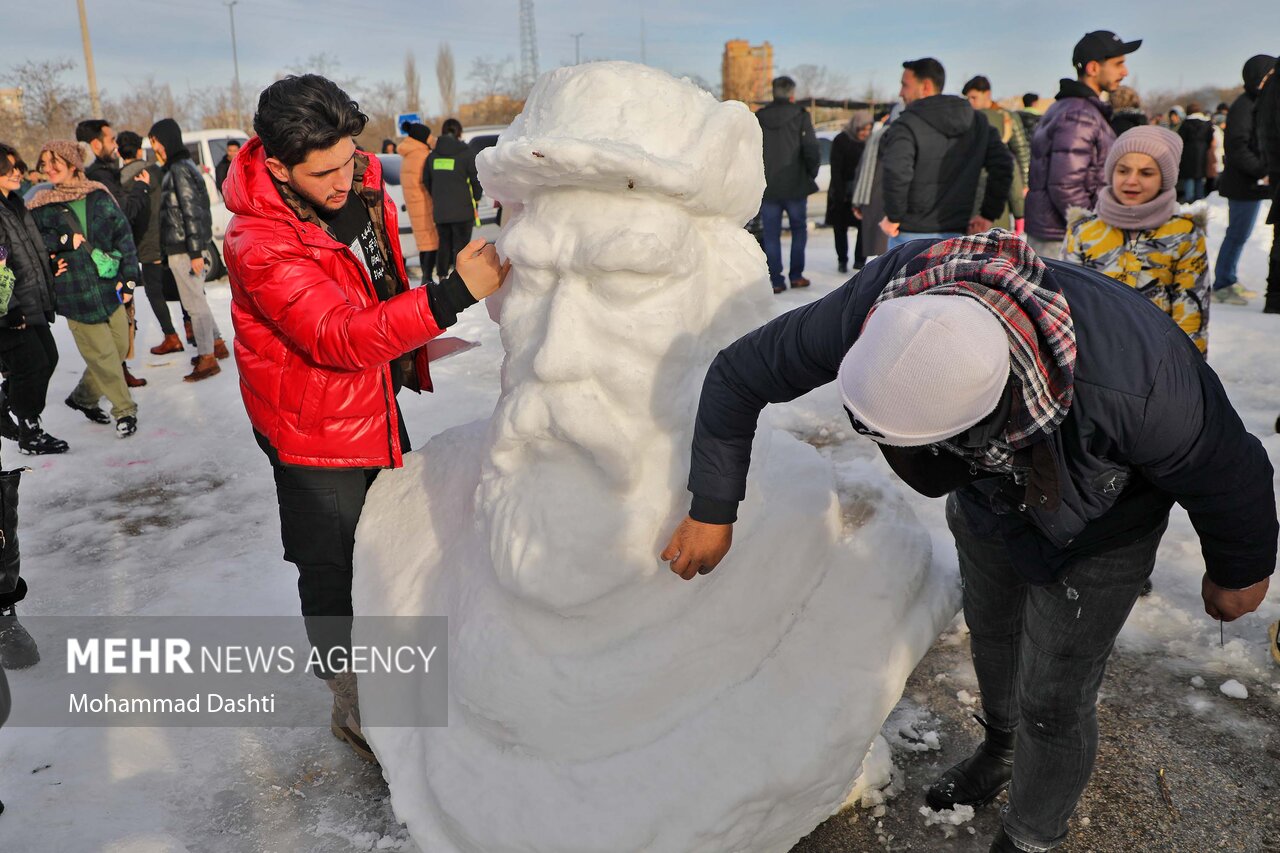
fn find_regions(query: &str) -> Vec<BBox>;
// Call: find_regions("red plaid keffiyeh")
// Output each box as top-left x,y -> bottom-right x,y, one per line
870,230 -> 1077,471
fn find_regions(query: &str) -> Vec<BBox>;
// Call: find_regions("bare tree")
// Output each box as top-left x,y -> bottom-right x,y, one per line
3,58 -> 89,153
436,43 -> 456,119
404,51 -> 422,116
784,64 -> 851,101
467,56 -> 520,101
104,76 -> 185,134
283,52 -> 360,92
355,80 -> 403,150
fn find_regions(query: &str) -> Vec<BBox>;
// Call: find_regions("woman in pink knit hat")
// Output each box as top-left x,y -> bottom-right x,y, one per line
1061,125 -> 1211,354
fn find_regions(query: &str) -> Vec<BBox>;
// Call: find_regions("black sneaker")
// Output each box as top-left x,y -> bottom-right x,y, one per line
837,261 -> 849,274
115,415 -> 138,438
0,604 -> 40,669
65,396 -> 111,424
18,419 -> 69,455
926,715 -> 1016,810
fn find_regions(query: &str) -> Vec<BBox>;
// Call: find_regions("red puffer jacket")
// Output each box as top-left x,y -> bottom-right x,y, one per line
222,137 -> 442,468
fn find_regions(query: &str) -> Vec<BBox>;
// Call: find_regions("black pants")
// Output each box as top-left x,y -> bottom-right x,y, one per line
255,416 -> 410,678
0,469 -> 24,609
832,221 -> 866,269
436,221 -> 474,281
0,325 -> 58,422
141,262 -> 177,336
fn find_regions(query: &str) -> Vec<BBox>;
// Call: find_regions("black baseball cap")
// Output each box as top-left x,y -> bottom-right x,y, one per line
1073,31 -> 1142,70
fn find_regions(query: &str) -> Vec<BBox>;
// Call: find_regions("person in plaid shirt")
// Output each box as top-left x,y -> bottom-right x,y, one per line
27,140 -> 141,438
663,231 -> 1275,853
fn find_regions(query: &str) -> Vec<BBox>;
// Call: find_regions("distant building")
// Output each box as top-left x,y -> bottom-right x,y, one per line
0,87 -> 23,118
459,94 -> 526,127
722,40 -> 773,104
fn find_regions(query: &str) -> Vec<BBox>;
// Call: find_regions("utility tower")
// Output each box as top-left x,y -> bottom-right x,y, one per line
519,0 -> 539,90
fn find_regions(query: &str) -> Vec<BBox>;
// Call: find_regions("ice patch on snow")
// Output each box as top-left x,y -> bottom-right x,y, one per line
1219,679 -> 1249,699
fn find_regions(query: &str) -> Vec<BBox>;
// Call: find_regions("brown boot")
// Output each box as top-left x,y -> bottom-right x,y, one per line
183,354 -> 221,382
327,673 -> 378,763
149,334 -> 184,355
184,319 -> 195,345
213,337 -> 230,360
122,363 -> 148,388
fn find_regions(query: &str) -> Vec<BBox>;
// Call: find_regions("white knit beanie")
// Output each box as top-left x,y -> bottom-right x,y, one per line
838,294 -> 1011,447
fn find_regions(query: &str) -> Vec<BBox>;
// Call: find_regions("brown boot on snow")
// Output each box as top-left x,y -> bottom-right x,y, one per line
213,337 -> 230,360
122,363 -> 148,388
183,354 -> 221,382
327,673 -> 378,763
150,334 -> 184,355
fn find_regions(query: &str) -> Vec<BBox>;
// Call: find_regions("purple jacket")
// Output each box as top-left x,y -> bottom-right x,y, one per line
1025,79 -> 1116,242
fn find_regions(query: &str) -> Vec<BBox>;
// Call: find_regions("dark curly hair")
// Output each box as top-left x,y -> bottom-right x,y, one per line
253,74 -> 368,168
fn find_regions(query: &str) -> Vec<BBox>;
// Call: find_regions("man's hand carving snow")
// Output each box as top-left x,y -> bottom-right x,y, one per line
661,517 -> 733,580
1201,575 -> 1269,622
455,239 -> 511,300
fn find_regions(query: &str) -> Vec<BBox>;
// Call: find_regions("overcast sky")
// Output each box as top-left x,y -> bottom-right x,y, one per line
19,0 -> 1278,115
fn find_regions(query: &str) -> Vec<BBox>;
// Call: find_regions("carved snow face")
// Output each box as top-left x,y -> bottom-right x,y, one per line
487,191 -> 708,489
476,191 -> 718,610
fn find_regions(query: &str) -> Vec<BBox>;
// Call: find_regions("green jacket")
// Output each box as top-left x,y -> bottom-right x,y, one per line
972,107 -> 1030,227
30,189 -> 140,324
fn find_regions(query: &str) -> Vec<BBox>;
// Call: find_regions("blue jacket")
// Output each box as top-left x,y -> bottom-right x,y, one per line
688,240 -> 1277,588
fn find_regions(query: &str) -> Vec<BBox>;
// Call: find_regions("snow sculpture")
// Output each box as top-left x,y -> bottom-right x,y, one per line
354,62 -> 958,852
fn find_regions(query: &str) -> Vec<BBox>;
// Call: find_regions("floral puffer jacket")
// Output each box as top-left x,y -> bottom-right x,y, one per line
1062,204 -> 1210,355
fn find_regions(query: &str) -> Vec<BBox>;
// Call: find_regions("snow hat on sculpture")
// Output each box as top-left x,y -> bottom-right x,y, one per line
354,61 -> 957,853
475,61 -> 772,612
479,61 -> 764,222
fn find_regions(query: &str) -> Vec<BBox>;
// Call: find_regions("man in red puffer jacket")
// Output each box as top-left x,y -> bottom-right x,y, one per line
222,74 -> 507,761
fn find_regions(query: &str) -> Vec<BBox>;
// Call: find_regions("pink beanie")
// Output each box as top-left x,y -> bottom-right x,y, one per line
40,140 -> 84,171
1104,126 -> 1182,192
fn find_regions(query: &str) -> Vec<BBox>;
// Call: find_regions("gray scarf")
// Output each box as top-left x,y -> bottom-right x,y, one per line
1094,186 -> 1179,233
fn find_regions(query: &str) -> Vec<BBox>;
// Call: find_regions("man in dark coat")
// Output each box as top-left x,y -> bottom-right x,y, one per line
1255,57 -> 1280,313
662,232 -> 1276,853
1025,31 -> 1141,257
148,117 -> 225,381
1176,103 -> 1215,202
825,112 -> 871,273
1214,55 -> 1275,306
879,58 -> 1014,249
424,118 -> 482,283
756,76 -> 821,293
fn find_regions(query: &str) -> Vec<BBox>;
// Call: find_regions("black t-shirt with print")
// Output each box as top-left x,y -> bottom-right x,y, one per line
318,193 -> 391,301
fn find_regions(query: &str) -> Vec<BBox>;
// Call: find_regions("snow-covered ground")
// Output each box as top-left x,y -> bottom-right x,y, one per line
0,197 -> 1276,851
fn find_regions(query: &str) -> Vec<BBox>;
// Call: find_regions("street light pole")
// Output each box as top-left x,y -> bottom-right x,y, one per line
226,0 -> 243,128
76,0 -> 101,116
571,33 -> 583,65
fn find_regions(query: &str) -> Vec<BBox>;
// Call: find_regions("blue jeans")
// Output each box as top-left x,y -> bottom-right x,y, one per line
760,198 -> 808,288
1181,177 -> 1206,203
887,230 -> 962,250
1213,198 -> 1264,289
946,494 -> 1166,851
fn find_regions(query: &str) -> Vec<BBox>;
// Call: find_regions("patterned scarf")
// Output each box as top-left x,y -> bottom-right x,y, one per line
870,230 -> 1077,471
26,141 -> 109,210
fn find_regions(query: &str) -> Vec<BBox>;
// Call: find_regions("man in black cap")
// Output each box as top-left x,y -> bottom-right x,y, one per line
1025,31 -> 1141,257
